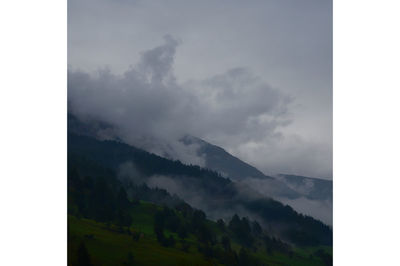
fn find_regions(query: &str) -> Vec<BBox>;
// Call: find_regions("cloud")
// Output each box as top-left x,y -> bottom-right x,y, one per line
68,0 -> 332,179
145,174 -> 266,223
68,36 -> 291,169
232,133 -> 332,179
277,197 -> 332,226
117,161 -> 145,185
142,172 -> 332,227
237,176 -> 332,225
184,67 -> 292,143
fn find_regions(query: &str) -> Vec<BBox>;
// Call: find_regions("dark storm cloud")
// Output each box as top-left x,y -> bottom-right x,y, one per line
68,0 -> 332,179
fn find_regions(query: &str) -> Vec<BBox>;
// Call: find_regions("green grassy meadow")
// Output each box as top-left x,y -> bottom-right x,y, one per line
68,201 -> 331,266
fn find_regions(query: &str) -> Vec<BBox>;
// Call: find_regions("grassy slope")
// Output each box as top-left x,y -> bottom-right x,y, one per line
68,216 -> 215,266
68,201 -> 331,266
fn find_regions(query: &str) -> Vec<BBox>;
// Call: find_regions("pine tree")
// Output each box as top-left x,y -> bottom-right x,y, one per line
76,242 -> 92,266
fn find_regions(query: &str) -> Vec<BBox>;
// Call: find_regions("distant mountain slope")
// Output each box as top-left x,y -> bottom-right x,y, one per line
181,136 -> 306,200
180,135 -> 333,225
181,136 -> 268,180
277,174 -> 332,201
181,136 -> 333,203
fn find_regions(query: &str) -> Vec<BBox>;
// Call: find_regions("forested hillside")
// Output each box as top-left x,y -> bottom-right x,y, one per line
68,139 -> 332,265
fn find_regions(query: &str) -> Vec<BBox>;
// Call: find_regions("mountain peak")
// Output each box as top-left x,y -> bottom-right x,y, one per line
181,135 -> 270,180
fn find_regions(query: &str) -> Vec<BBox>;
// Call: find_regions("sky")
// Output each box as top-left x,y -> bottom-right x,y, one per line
68,0 -> 332,179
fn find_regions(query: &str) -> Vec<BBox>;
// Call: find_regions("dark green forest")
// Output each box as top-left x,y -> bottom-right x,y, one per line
68,133 -> 332,265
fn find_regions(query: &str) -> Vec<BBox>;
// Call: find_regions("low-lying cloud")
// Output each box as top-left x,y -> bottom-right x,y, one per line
277,197 -> 332,226
118,162 -> 332,227
238,175 -> 332,225
69,35 -> 294,173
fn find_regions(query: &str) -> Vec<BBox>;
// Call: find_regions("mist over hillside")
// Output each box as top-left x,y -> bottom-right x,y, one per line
68,120 -> 332,230
69,113 -> 332,225
67,33 -> 332,228
69,131 -> 332,245
68,35 -> 332,179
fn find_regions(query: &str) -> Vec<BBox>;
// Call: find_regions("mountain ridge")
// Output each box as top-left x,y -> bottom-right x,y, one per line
68,112 -> 332,223
68,132 -> 332,245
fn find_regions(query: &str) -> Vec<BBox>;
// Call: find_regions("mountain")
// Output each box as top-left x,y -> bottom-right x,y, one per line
69,132 -> 332,245
182,135 -> 333,201
68,151 -> 332,265
181,136 -> 268,180
181,135 -> 330,202
68,113 -> 332,221
179,135 -> 333,225
67,113 -> 332,264
276,174 -> 332,202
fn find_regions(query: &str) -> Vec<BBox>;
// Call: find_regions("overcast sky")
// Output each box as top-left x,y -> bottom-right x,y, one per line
68,0 -> 332,179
